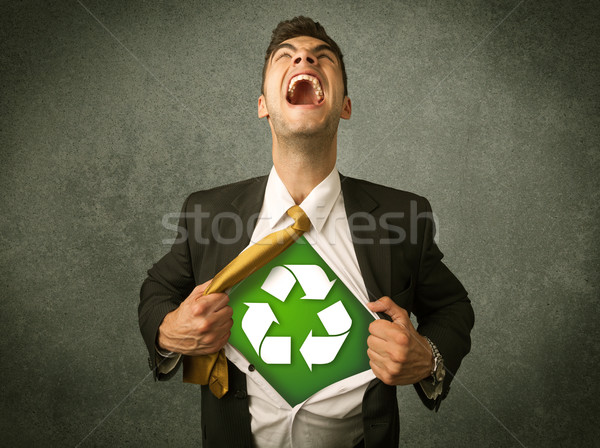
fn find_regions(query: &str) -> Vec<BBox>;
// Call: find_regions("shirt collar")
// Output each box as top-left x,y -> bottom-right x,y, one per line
262,165 -> 341,233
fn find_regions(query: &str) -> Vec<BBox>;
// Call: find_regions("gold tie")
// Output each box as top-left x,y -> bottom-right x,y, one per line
182,205 -> 311,398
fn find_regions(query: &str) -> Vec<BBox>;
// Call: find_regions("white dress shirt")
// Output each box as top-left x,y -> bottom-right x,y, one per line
222,165 -> 379,448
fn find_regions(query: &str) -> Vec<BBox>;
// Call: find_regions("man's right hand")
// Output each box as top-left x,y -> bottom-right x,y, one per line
156,279 -> 233,356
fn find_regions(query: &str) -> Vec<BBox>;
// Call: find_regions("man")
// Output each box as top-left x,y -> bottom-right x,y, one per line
139,16 -> 474,448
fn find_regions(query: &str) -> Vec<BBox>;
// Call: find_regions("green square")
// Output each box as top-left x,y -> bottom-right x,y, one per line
229,236 -> 375,407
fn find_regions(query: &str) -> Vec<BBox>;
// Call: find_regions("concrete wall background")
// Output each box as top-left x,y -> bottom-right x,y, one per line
1,0 -> 598,446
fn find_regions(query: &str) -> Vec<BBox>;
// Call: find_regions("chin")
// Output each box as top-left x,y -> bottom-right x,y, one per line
268,107 -> 339,142
282,122 -> 331,140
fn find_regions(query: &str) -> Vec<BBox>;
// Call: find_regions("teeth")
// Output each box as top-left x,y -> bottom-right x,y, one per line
288,74 -> 324,101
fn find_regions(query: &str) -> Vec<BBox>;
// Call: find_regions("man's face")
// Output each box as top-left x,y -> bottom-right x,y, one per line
258,36 -> 351,140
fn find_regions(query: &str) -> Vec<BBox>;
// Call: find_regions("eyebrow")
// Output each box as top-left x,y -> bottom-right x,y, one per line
271,43 -> 335,61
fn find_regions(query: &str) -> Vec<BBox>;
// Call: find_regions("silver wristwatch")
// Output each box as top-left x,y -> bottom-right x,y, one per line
425,337 -> 445,390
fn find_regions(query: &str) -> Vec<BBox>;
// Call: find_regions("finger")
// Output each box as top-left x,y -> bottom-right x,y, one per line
368,331 -> 409,363
198,334 -> 230,355
213,330 -> 231,351
200,306 -> 233,331
366,297 -> 410,326
189,293 -> 229,318
187,279 -> 213,300
367,333 -> 395,357
207,293 -> 230,312
370,361 -> 401,386
367,347 -> 393,367
196,279 -> 213,293
369,360 -> 391,384
368,319 -> 409,343
212,319 -> 234,336
211,305 -> 234,325
368,353 -> 386,371
368,319 -> 393,337
201,322 -> 231,345
366,337 -> 389,360
198,292 -> 230,312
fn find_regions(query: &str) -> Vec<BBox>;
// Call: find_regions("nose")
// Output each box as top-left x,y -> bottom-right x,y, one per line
293,48 -> 317,66
293,55 -> 315,64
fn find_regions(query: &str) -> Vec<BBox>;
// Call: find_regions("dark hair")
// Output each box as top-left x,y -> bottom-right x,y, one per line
261,16 -> 348,96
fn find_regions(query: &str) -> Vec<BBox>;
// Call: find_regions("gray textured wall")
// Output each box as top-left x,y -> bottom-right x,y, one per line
1,0 -> 598,446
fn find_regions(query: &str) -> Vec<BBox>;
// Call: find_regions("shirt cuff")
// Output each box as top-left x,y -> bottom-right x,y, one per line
418,376 -> 443,400
155,345 -> 182,375
155,344 -> 178,358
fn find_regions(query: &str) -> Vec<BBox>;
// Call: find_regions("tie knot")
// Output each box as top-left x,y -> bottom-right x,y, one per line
287,205 -> 311,233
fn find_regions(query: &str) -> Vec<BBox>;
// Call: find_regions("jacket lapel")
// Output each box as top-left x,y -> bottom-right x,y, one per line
214,176 -> 268,272
340,174 -> 391,303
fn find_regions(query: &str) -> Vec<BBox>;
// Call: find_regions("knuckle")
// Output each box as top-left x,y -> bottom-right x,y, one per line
390,351 -> 406,364
195,319 -> 211,335
389,351 -> 401,363
213,292 -> 229,303
192,301 -> 209,316
221,334 -> 231,347
202,333 -> 216,345
367,348 -> 375,360
205,345 -> 219,354
367,335 -> 375,348
369,321 -> 381,333
381,296 -> 393,307
393,332 -> 409,347
191,284 -> 207,297
212,334 -> 229,351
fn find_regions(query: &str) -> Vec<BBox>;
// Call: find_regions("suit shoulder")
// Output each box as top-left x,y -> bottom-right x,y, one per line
184,176 -> 267,208
342,175 -> 430,208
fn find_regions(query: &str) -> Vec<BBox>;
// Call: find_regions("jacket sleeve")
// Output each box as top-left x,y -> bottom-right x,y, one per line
412,198 -> 475,410
138,195 -> 196,380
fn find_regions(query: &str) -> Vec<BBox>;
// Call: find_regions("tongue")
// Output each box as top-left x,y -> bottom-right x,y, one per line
289,80 -> 319,105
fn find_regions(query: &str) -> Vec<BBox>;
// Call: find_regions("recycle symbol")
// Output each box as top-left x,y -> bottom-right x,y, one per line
241,265 -> 352,371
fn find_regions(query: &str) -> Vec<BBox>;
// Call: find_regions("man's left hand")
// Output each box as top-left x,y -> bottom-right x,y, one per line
366,296 -> 433,386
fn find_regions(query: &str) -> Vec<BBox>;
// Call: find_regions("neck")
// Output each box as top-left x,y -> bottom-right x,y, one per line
272,134 -> 337,204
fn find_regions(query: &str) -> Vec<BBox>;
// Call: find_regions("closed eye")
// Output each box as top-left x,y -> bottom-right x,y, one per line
318,54 -> 334,62
275,52 -> 292,61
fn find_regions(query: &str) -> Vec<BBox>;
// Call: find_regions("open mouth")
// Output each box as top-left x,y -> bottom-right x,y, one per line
286,74 -> 324,106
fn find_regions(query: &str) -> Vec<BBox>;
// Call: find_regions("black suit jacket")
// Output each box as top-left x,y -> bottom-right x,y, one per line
139,173 -> 474,448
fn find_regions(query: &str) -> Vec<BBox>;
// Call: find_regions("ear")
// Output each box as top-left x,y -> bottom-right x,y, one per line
340,96 -> 352,120
258,94 -> 269,118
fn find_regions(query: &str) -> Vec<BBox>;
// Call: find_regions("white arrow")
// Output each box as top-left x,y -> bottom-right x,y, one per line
299,330 -> 349,371
261,265 -> 296,302
260,336 -> 291,364
242,303 -> 278,354
317,301 -> 352,335
285,265 -> 336,300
